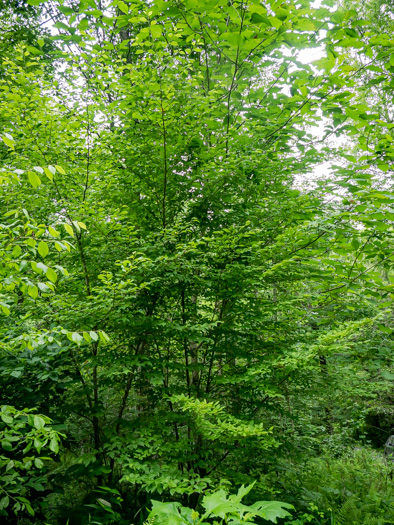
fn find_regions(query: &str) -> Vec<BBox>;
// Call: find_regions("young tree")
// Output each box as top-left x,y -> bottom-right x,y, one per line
1,0 -> 394,522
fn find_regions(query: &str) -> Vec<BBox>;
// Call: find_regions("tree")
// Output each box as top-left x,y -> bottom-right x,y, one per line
1,0 -> 394,523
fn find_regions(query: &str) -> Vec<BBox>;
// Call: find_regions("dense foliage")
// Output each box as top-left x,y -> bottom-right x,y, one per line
1,0 -> 394,523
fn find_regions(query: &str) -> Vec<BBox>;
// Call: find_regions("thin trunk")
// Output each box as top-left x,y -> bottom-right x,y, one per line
319,354 -> 333,433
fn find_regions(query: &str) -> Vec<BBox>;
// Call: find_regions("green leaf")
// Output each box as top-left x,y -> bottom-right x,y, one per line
54,241 -> 65,251
49,437 -> 59,454
1,413 -> 13,424
34,415 -> 46,429
55,264 -> 69,276
221,31 -> 242,47
269,17 -> 282,29
118,1 -> 129,14
58,5 -> 73,14
38,241 -> 49,258
251,500 -> 294,521
54,21 -> 73,32
378,324 -> 392,334
64,223 -> 74,237
38,282 -> 50,292
26,238 -> 36,248
49,226 -> 60,237
71,332 -> 83,345
233,482 -> 256,503
17,497 -> 31,504
99,331 -> 110,343
34,457 -> 44,468
296,18 -> 316,31
26,504 -> 35,516
2,134 -> 14,149
351,239 -> 360,250
382,370 -> 394,381
150,24 -> 162,38
36,262 -> 48,273
44,167 -> 54,181
0,496 -> 10,509
202,489 -> 229,516
12,245 -> 22,257
46,267 -> 58,283
34,437 -> 43,451
55,165 -> 66,174
250,13 -> 271,25
150,500 -> 183,522
90,331 -> 99,341
28,171 -> 41,188
79,18 -> 89,31
0,302 -> 10,316
1,441 -> 12,451
97,498 -> 112,508
6,460 -> 14,471
28,285 -> 39,299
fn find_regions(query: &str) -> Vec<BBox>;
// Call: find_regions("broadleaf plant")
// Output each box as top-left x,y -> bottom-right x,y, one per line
149,484 -> 293,524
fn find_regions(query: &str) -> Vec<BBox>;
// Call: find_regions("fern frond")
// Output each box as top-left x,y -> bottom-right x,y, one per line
362,518 -> 380,525
335,497 -> 361,525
